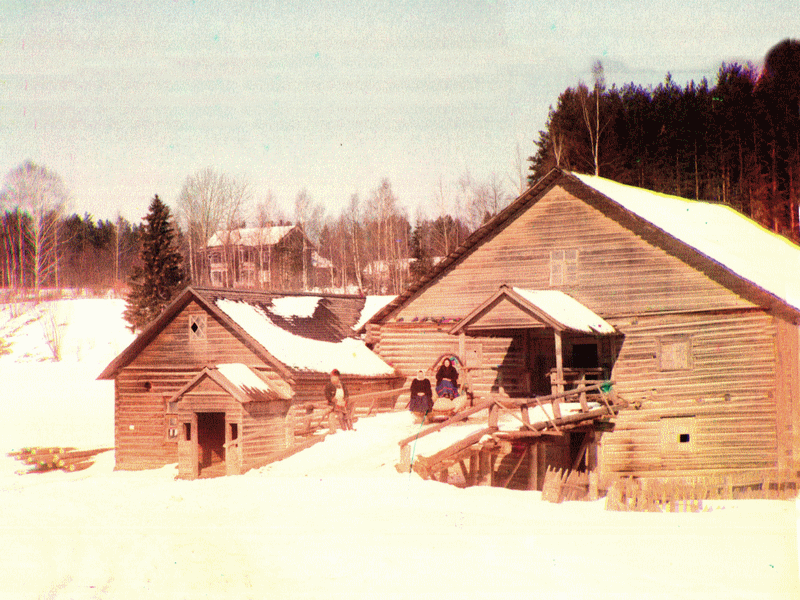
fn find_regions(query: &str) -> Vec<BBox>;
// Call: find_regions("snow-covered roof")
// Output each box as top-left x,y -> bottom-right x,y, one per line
572,173 -> 800,312
512,288 -> 616,334
269,296 -> 321,320
355,295 -> 396,331
216,299 -> 396,376
312,251 -> 333,270
215,363 -> 293,400
207,226 -> 297,248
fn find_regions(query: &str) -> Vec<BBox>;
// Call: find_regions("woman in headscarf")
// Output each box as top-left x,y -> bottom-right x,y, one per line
409,370 -> 433,422
435,358 -> 459,399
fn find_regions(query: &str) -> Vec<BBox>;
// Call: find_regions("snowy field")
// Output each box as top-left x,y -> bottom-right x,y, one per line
1,298 -> 799,599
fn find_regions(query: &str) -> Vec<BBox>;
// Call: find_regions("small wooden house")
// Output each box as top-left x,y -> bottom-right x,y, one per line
99,287 -> 402,478
366,169 -> 800,482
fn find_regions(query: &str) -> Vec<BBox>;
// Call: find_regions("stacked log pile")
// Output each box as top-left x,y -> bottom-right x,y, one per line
8,447 -> 113,474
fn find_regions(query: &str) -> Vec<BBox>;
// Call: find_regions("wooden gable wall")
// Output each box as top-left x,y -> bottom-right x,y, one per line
373,183 -> 799,476
394,184 -> 756,321
133,300 -> 268,368
115,300 -> 279,470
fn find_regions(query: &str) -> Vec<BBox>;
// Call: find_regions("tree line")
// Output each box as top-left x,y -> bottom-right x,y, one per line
0,161 -> 513,300
0,161 -> 142,300
529,39 -> 800,240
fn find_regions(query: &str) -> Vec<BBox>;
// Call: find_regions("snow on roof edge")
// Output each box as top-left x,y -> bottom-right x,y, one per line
571,172 -> 800,313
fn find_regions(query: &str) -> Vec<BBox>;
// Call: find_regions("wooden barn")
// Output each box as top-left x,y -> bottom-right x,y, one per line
367,168 -> 800,483
99,287 -> 402,478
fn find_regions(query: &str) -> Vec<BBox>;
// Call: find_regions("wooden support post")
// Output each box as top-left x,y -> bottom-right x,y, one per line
527,443 -> 538,490
578,372 -> 589,412
488,402 -> 499,429
478,449 -> 492,486
520,403 -> 530,427
554,330 -> 564,395
469,451 -> 478,487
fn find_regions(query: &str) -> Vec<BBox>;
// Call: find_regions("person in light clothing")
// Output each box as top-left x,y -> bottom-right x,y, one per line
324,369 -> 352,430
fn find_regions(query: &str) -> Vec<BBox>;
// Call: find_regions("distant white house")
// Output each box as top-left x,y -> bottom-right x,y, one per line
205,225 -> 321,290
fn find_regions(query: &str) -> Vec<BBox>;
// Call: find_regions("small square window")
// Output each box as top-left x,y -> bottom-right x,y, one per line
658,337 -> 691,371
189,314 -> 207,341
550,249 -> 579,286
660,416 -> 697,454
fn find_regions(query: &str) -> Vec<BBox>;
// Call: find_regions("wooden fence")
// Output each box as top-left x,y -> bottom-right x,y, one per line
605,471 -> 800,512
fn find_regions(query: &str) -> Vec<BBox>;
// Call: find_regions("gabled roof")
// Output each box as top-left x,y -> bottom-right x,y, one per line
368,168 -> 800,325
98,286 -> 397,380
449,285 -> 617,335
167,364 -> 294,404
207,225 -> 303,248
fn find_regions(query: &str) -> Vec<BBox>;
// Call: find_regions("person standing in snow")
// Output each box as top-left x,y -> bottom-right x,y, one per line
324,369 -> 352,430
409,370 -> 433,423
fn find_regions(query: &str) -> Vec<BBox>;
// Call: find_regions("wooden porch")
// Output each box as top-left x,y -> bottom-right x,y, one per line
397,382 -> 623,491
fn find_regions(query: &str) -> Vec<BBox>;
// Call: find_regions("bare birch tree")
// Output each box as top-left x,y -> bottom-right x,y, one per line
177,168 -> 250,285
2,161 -> 70,301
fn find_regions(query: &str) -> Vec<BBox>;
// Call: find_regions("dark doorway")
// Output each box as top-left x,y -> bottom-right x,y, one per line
197,412 -> 225,474
529,333 -> 556,395
571,343 -> 599,369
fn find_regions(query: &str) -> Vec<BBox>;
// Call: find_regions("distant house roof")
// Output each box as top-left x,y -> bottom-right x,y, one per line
207,225 -> 302,248
98,287 -> 398,380
368,168 -> 800,325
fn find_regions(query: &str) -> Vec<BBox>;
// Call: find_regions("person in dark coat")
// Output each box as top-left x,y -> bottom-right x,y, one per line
409,370 -> 433,422
435,358 -> 459,399
324,369 -> 352,430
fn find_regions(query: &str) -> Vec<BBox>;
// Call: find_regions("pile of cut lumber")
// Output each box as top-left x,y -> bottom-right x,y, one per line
8,446 -> 113,474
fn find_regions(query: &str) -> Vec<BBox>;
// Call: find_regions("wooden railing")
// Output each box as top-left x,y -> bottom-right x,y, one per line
398,382 -> 618,478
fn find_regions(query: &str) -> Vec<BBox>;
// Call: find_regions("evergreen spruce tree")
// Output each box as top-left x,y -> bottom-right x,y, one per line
409,221 -> 433,283
123,195 -> 187,331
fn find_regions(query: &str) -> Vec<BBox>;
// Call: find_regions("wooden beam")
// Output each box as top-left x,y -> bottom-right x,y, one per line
499,449 -> 527,489
398,398 -> 494,447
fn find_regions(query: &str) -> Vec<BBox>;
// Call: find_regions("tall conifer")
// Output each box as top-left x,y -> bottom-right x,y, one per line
124,195 -> 186,331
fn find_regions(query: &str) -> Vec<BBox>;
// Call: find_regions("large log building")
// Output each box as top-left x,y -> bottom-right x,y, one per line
366,168 -> 800,480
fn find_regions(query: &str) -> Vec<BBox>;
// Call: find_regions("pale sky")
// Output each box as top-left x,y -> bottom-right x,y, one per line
1,1 -> 797,223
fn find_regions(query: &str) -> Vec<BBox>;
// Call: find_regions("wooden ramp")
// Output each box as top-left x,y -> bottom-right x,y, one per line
397,383 -> 622,490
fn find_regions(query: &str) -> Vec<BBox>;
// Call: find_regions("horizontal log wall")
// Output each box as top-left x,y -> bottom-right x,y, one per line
374,323 -> 536,398
394,184 -> 755,322
134,300 -> 268,368
241,402 -> 291,470
287,373 -> 404,432
599,309 -> 779,476
115,368 -> 198,470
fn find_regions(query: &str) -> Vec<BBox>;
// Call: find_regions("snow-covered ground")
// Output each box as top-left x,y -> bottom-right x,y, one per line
1,298 -> 799,599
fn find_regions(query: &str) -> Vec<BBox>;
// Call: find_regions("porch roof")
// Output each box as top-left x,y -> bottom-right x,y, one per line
449,285 -> 616,335
167,364 -> 294,405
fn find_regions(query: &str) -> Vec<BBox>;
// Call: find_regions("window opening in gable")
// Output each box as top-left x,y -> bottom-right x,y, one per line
550,249 -> 579,286
189,314 -> 207,341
